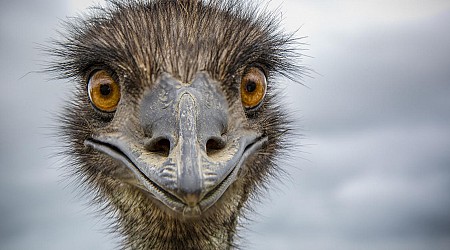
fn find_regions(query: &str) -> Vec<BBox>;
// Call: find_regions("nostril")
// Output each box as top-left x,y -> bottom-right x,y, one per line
206,136 -> 226,156
146,137 -> 171,157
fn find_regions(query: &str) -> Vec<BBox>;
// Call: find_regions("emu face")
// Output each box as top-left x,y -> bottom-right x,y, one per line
52,1 -> 300,246
85,70 -> 267,216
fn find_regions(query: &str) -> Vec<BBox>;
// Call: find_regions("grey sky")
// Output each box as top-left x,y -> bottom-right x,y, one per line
1,0 -> 449,249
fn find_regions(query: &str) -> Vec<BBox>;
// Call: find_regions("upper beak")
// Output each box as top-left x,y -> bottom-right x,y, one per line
85,72 -> 266,216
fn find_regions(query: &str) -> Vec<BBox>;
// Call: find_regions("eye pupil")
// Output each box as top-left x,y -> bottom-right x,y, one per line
245,81 -> 257,93
99,84 -> 112,96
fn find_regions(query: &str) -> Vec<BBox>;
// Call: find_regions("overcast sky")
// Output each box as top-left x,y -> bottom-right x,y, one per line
1,0 -> 449,249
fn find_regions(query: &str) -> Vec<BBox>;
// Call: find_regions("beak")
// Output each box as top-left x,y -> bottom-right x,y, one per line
85,72 -> 267,216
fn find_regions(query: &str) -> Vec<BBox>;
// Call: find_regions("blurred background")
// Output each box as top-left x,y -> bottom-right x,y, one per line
1,0 -> 449,249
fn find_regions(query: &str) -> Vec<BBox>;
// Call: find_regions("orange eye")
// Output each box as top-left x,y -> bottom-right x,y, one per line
240,67 -> 267,109
88,70 -> 121,112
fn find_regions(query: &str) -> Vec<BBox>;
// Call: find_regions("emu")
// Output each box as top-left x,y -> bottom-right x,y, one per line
49,0 -> 303,249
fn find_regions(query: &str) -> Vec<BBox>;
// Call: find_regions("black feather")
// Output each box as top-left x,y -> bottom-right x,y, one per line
47,0 -> 307,249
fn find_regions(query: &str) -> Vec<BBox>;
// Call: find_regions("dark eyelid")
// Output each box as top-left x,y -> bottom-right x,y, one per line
85,67 -> 119,85
244,64 -> 268,78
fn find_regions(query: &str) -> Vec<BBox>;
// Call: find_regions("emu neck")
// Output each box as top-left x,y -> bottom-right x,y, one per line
123,209 -> 238,249
105,183 -> 242,250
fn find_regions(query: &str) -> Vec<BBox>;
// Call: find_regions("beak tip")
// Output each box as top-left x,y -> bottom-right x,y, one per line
183,193 -> 202,207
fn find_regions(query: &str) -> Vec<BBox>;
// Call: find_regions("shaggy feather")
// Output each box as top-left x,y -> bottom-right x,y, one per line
48,0 -> 305,249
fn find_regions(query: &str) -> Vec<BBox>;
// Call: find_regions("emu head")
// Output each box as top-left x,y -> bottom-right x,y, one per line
50,0 -> 301,248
